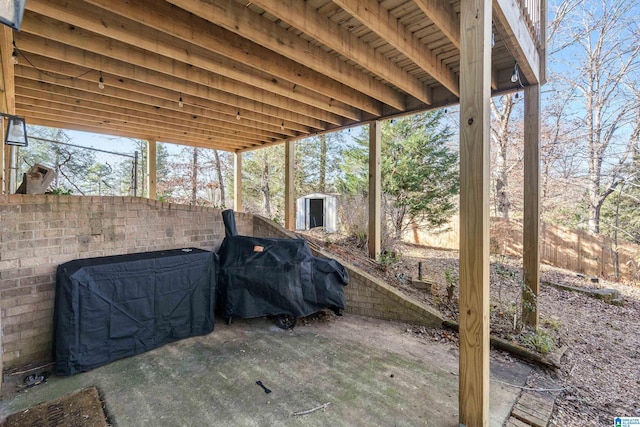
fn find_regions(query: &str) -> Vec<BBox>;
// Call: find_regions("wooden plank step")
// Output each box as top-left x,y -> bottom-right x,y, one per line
505,416 -> 532,427
511,403 -> 549,427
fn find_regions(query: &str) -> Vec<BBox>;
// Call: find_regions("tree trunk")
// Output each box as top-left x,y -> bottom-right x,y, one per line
138,140 -> 146,197
261,151 -> 271,215
319,134 -> 327,192
191,148 -> 198,205
213,149 -> 226,207
491,95 -> 514,219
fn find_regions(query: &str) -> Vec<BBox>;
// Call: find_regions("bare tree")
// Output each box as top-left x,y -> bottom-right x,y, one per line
490,94 -> 520,219
550,0 -> 640,232
191,148 -> 199,205
260,150 -> 271,215
213,149 -> 226,207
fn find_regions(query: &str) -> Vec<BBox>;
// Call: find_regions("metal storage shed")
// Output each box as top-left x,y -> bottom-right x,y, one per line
296,193 -> 337,233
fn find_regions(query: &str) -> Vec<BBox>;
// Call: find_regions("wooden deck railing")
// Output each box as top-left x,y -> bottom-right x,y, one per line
519,0 -> 544,47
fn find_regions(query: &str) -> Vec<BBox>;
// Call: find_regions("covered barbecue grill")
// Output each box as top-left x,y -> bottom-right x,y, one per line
217,210 -> 348,328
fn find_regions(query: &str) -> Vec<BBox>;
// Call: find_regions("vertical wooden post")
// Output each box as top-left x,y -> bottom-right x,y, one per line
368,121 -> 381,259
523,84 -> 541,328
146,139 -> 157,200
234,151 -> 242,212
8,146 -> 17,193
459,0 -> 491,425
1,26 -> 16,195
284,140 -> 295,230
539,0 -> 548,85
1,130 -> 6,193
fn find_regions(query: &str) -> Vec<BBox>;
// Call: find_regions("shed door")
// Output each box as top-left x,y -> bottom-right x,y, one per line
309,199 -> 324,228
325,197 -> 337,233
296,197 -> 305,230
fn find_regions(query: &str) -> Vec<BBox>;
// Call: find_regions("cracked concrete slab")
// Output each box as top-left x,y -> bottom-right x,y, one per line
1,315 -> 530,426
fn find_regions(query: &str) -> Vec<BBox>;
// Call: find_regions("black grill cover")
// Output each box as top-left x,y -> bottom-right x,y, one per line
54,248 -> 217,375
218,210 -> 348,319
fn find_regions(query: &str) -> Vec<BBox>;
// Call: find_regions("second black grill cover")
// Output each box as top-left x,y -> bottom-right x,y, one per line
217,210 -> 348,320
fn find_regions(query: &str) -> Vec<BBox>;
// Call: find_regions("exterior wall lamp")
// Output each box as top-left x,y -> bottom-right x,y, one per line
1,113 -> 28,147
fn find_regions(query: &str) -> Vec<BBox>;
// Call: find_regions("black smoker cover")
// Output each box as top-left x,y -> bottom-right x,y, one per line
54,248 -> 217,375
217,210 -> 348,320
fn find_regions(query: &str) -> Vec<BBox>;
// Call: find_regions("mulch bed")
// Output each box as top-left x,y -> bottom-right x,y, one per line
5,387 -> 108,427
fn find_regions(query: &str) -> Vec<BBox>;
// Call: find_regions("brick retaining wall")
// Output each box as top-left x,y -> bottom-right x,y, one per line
253,215 -> 443,327
0,195 -> 254,370
0,198 -> 441,374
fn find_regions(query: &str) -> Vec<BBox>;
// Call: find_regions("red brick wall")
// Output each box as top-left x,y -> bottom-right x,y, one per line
0,195 -> 253,369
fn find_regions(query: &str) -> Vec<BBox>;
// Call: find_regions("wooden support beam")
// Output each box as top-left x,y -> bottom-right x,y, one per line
20,117 -> 248,151
368,121 -> 381,260
284,140 -> 295,230
234,153 -> 243,212
16,33 -> 324,132
16,63 -> 308,139
0,26 -> 15,194
522,84 -> 540,328
81,0 -> 380,117
0,26 -> 15,115
251,0 -> 431,105
459,0 -> 491,425
146,139 -> 157,200
16,20 -> 337,129
16,88 -> 276,145
412,0 -> 461,49
333,0 -> 459,97
15,81 -> 283,143
539,0 -> 548,84
493,0 -> 541,84
25,0 -> 359,123
17,102 -> 260,147
2,144 -> 7,194
166,0 -> 406,111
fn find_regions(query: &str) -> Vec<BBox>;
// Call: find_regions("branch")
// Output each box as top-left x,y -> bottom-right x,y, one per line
293,403 -> 330,416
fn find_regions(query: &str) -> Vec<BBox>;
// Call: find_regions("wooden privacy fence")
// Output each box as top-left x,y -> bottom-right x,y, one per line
407,217 -> 640,283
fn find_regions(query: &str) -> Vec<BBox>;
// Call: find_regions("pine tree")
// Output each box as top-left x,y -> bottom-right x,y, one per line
338,111 -> 459,238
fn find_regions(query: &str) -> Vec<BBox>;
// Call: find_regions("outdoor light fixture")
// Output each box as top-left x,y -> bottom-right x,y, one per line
236,110 -> 241,120
510,63 -> 520,83
491,32 -> 495,48
98,71 -> 105,90
11,41 -> 18,65
281,121 -> 285,131
178,94 -> 184,108
0,0 -> 27,30
2,113 -> 28,147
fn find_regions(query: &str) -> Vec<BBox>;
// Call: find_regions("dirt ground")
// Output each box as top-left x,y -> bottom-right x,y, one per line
301,230 -> 640,426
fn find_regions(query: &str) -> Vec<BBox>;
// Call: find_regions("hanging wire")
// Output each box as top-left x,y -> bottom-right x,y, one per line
14,43 -> 95,80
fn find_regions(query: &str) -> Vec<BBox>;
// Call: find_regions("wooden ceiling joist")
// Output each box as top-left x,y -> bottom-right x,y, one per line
14,32 -> 327,132
18,101 -> 264,146
15,84 -> 286,143
15,67 -> 298,139
165,0 -> 407,111
25,0 -> 362,123
333,0 -> 460,97
413,0 -> 461,49
5,0 -> 542,152
24,117 -> 248,151
249,0 -> 432,105
19,107 -> 254,151
19,13 -> 346,128
80,0 -> 382,118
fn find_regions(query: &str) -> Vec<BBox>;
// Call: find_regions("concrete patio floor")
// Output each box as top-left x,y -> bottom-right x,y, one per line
0,315 -> 531,426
